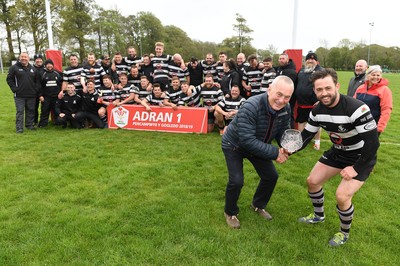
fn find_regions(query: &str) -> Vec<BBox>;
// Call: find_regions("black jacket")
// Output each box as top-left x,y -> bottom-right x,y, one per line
41,69 -> 62,97
295,65 -> 324,106
347,72 -> 366,97
55,93 -> 82,117
7,61 -> 41,98
220,70 -> 240,95
222,93 -> 291,160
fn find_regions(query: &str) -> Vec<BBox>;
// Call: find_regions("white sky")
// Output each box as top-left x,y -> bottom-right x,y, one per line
97,0 -> 398,56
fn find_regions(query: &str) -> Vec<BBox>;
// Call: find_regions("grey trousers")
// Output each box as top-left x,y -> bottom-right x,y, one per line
14,97 -> 36,132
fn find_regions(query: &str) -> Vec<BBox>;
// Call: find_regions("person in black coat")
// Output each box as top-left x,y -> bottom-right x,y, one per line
7,52 -> 41,133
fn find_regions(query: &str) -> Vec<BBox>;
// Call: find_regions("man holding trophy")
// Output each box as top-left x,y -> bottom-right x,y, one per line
221,76 -> 294,229
295,68 -> 380,247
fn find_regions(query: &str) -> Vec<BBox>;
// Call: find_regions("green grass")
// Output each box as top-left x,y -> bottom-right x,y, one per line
0,72 -> 399,265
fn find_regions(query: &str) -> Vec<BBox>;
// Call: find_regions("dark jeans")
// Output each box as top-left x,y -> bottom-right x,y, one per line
75,111 -> 105,129
222,145 -> 278,216
14,97 -> 36,132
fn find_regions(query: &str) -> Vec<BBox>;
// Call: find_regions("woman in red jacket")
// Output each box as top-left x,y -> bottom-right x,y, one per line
354,65 -> 393,135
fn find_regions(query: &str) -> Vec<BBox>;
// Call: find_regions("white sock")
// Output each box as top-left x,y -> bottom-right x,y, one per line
314,140 -> 320,145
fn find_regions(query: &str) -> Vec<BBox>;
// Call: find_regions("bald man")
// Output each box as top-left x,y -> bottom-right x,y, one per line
7,52 -> 41,133
347,59 -> 368,97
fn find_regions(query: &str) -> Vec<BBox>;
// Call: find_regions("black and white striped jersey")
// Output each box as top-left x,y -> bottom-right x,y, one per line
165,87 -> 182,104
134,84 -> 152,100
151,54 -> 172,81
305,95 -> 377,153
200,60 -> 218,82
168,61 -> 189,82
127,74 -> 142,87
260,69 -> 277,92
98,86 -> 118,103
200,85 -> 223,107
81,64 -> 106,88
178,86 -> 202,107
145,94 -> 165,106
63,65 -> 84,91
116,84 -> 135,103
114,60 -> 130,76
243,65 -> 264,95
124,56 -> 142,67
218,96 -> 246,120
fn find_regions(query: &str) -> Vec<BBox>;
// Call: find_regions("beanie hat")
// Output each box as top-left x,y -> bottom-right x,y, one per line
44,59 -> 54,66
34,54 -> 43,60
305,52 -> 318,61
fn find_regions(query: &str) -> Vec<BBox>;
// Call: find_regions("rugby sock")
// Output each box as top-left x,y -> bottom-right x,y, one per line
309,189 -> 324,217
337,204 -> 354,235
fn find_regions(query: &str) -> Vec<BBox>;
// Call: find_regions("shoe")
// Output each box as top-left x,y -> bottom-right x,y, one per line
298,213 -> 325,224
250,204 -> 272,220
329,232 -> 349,247
224,212 -> 240,229
313,143 -> 320,150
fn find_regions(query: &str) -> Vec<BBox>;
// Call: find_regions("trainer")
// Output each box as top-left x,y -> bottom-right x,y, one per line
221,76 -> 294,229
7,52 -> 41,133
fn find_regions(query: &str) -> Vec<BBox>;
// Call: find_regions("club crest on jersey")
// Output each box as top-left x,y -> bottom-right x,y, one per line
112,106 -> 129,128
337,125 -> 347,132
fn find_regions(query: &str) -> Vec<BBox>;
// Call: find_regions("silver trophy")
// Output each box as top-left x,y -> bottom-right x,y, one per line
280,129 -> 303,153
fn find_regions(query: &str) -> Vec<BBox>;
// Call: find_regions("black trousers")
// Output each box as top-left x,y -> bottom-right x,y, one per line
39,96 -> 58,127
222,144 -> 278,216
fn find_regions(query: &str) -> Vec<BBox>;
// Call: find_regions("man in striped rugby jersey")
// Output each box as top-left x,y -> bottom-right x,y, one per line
297,68 -> 380,247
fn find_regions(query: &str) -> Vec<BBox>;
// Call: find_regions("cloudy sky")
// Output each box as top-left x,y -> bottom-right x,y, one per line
96,0 -> 398,56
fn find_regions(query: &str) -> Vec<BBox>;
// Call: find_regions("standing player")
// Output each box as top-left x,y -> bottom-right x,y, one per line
151,42 -> 173,91
80,52 -> 106,90
296,68 -> 380,246
62,54 -> 84,93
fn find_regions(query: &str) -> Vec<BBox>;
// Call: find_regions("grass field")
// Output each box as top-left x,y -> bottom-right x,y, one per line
0,71 -> 399,265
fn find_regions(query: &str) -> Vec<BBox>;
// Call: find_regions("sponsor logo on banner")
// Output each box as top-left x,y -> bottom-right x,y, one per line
112,106 -> 129,128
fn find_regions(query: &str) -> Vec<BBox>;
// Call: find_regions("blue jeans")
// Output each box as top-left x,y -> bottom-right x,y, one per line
222,144 -> 278,216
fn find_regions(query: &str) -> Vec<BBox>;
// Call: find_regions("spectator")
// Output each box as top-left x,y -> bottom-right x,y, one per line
295,51 -> 323,150
354,65 -> 393,135
347,59 -> 368,97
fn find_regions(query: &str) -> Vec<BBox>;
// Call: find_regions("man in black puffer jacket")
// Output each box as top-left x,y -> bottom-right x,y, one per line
7,52 -> 41,133
222,75 -> 294,229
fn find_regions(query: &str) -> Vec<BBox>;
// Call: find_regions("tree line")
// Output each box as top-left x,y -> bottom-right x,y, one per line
1,0 -> 400,70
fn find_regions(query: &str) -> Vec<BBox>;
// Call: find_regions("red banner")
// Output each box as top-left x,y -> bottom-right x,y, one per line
107,105 -> 208,134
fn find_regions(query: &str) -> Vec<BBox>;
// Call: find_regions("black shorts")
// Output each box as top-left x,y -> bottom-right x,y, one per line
296,107 -> 313,123
319,148 -> 376,181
